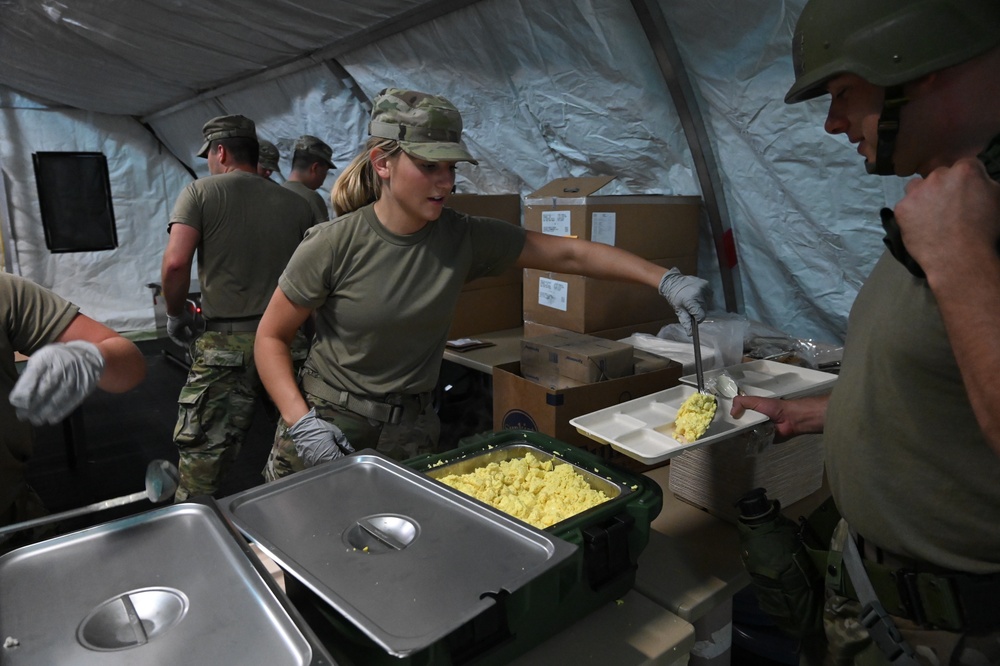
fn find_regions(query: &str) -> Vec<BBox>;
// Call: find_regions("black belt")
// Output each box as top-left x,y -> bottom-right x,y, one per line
301,373 -> 424,425
203,317 -> 261,333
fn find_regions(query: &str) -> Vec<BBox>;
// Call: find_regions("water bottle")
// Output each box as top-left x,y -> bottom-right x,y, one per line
735,488 -> 822,638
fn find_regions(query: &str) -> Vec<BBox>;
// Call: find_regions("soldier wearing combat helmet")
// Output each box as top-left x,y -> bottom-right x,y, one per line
731,2 -> 1000,663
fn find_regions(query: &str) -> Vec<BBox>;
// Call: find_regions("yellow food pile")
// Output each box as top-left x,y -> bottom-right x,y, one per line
673,392 -> 717,443
437,452 -> 610,529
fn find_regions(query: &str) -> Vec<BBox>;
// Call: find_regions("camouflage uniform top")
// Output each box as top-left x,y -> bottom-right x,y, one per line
0,274 -> 78,517
282,180 -> 329,225
278,203 -> 525,397
169,170 -> 314,319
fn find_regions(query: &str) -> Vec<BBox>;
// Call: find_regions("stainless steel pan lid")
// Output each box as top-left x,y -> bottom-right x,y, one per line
0,500 -> 335,665
219,450 -> 578,657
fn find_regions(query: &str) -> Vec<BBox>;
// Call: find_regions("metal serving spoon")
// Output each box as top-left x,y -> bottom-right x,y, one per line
0,459 -> 179,539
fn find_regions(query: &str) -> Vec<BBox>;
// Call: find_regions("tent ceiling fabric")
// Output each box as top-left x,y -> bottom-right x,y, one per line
0,0 -> 467,117
0,0 -> 896,344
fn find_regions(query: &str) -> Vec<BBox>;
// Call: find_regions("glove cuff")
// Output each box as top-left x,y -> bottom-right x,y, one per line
287,407 -> 318,436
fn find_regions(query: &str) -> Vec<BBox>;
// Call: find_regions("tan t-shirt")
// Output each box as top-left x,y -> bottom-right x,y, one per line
169,170 -> 314,319
279,204 -> 526,397
1,274 -> 78,516
826,253 -> 1000,573
282,180 -> 329,225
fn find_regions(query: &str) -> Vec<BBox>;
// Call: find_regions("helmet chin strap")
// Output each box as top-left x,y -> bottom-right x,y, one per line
867,85 -> 908,175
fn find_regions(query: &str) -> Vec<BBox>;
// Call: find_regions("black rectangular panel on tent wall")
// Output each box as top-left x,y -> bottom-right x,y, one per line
31,152 -> 118,253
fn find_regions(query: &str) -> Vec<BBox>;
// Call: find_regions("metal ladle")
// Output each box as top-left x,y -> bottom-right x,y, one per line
0,459 -> 178,539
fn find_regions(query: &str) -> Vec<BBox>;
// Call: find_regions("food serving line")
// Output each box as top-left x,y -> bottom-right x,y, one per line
0,432 -> 701,665
1,335 -> 834,665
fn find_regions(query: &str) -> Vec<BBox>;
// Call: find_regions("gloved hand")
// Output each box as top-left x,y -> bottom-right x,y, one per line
166,311 -> 200,348
9,340 -> 105,426
658,268 -> 711,336
287,408 -> 355,467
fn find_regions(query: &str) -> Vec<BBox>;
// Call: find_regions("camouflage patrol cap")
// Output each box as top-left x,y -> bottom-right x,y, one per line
368,88 -> 478,165
258,139 -> 281,173
197,114 -> 256,158
293,135 -> 335,168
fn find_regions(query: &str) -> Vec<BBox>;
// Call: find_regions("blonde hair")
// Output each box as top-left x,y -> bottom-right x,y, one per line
331,137 -> 404,216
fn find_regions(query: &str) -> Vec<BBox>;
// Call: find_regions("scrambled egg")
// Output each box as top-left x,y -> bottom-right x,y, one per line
437,452 -> 610,529
673,392 -> 717,443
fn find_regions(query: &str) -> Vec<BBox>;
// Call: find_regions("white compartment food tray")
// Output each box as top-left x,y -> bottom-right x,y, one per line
679,359 -> 837,399
569,384 -> 769,465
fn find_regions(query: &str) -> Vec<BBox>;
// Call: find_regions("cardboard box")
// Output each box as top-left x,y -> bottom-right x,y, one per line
520,332 -> 634,384
523,255 -> 696,333
493,360 -> 682,471
447,283 -> 522,339
446,194 -> 523,337
633,349 -> 675,375
522,318 -> 673,341
519,366 -> 587,390
523,176 -> 701,260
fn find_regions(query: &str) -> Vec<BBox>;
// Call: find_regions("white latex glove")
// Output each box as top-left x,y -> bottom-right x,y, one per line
166,311 -> 199,348
658,268 -> 710,336
287,408 -> 355,467
9,340 -> 105,426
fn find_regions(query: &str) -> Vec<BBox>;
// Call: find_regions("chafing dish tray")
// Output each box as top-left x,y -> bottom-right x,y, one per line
219,450 -> 577,658
0,499 -> 334,665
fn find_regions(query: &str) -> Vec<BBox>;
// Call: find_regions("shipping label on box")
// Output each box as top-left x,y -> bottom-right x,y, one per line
537,277 -> 569,311
540,210 -> 572,236
591,212 -> 616,245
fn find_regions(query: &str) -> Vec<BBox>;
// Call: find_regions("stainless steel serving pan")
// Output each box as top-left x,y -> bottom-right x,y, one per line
0,499 -> 335,665
219,450 -> 577,658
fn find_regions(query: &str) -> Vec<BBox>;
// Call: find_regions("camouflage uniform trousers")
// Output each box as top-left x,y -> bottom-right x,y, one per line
263,372 -> 440,481
800,522 -> 1000,666
173,331 -> 262,501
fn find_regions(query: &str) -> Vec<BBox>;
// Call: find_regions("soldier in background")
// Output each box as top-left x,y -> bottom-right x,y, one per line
284,134 -> 334,224
161,114 -> 314,502
257,139 -> 281,180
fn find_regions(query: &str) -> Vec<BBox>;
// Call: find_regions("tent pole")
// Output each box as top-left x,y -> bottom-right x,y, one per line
0,155 -> 18,274
630,0 -> 742,314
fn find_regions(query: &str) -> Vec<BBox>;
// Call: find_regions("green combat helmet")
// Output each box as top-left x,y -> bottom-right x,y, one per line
368,88 -> 478,164
785,0 -> 1000,174
786,0 -> 1000,103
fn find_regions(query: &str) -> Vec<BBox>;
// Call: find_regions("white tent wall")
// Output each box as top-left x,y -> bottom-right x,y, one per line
660,0 -> 910,343
0,87 -> 191,332
1,0 -> 916,344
